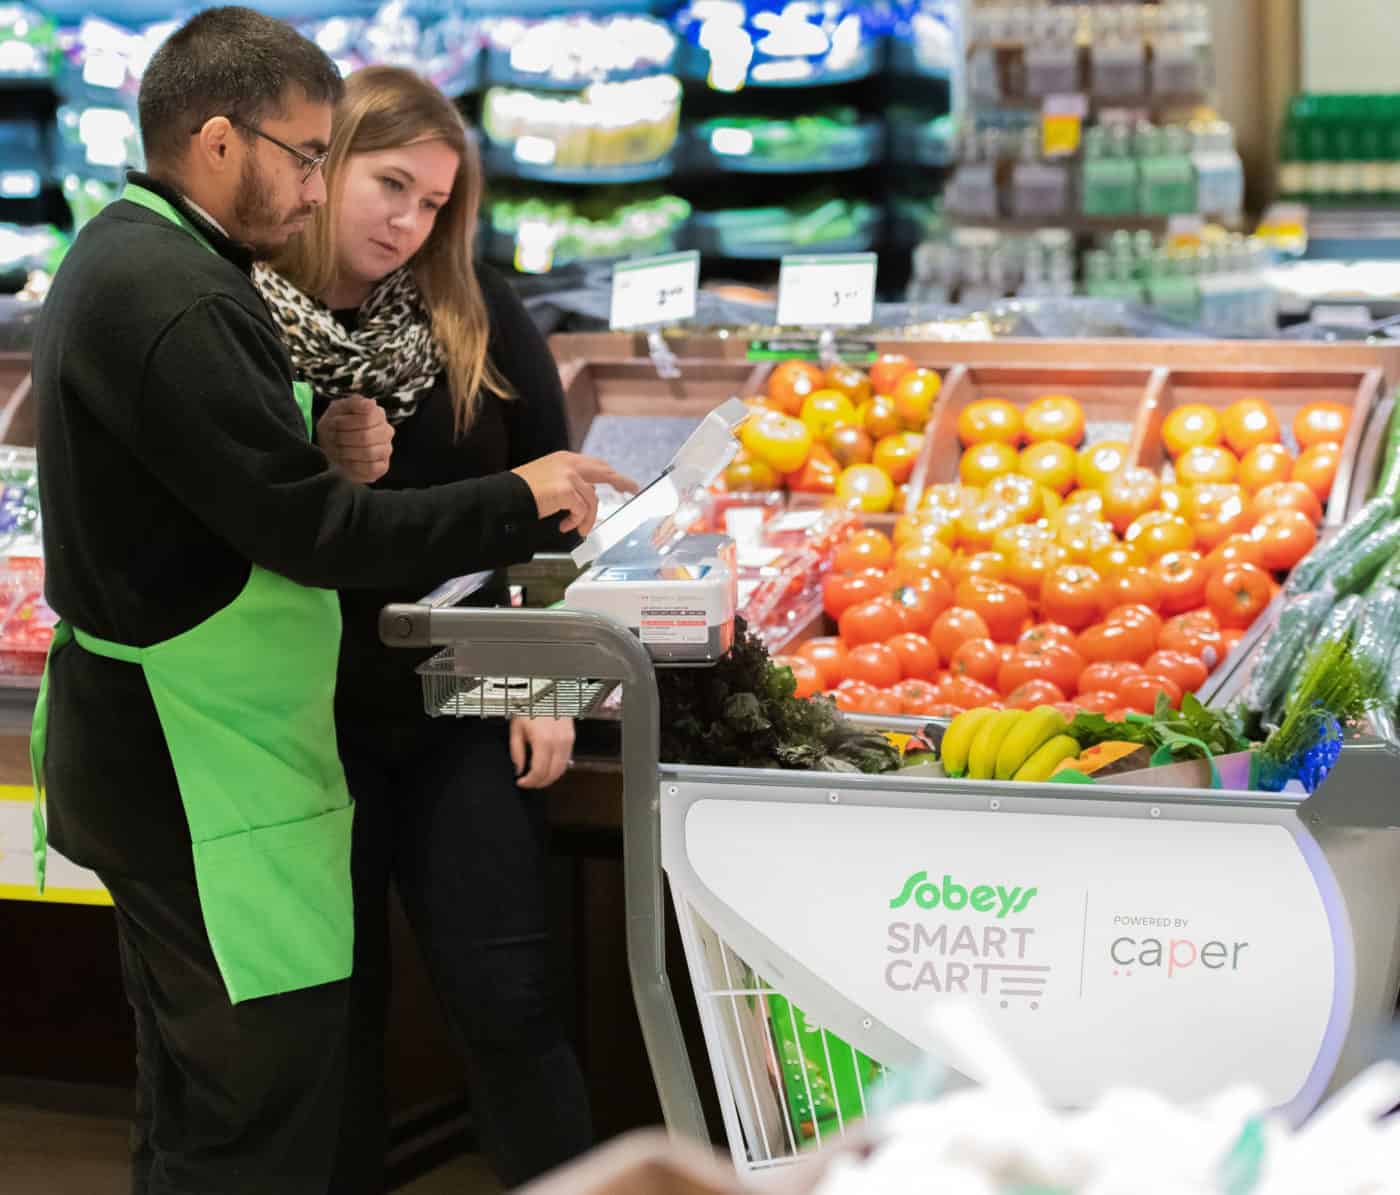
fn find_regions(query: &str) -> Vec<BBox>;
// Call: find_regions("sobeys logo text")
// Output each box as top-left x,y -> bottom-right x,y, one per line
889,870 -> 1037,918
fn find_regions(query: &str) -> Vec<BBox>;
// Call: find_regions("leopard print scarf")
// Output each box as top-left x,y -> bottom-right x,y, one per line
253,263 -> 443,424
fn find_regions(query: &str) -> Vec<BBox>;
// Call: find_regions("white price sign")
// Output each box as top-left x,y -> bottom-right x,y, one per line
777,253 -> 877,328
609,251 -> 700,330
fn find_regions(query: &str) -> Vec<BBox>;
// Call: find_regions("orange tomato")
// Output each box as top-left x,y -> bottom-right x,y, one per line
955,577 -> 1032,644
836,464 -> 896,513
1222,398 -> 1282,456
921,482 -> 978,512
1074,690 -> 1122,713
1102,565 -> 1160,611
949,637 -> 1004,687
1143,650 -> 1209,695
893,678 -> 941,715
1105,602 -> 1165,644
1079,660 -> 1145,694
823,363 -> 872,406
872,432 -> 924,485
723,448 -> 781,492
827,423 -> 875,468
839,597 -> 905,647
1175,444 -> 1239,487
834,528 -> 890,576
1002,540 -> 1065,600
774,655 -> 822,699
1077,619 -> 1157,665
984,473 -> 1045,522
785,442 -> 840,494
937,676 -> 1001,710
1076,441 -> 1131,491
831,679 -> 877,712
1162,404 -> 1224,458
1185,483 -> 1251,552
822,571 -> 887,620
1206,562 -> 1274,630
1092,541 -> 1147,574
1158,610 -> 1225,666
1292,442 -> 1340,503
1238,442 -> 1293,493
796,637 -> 849,688
930,606 -> 994,661
861,394 -> 904,440
870,353 -> 915,397
1018,622 -> 1079,652
959,441 -> 1020,487
1023,394 -> 1086,446
1153,550 -> 1209,616
1005,679 -> 1068,710
894,510 -> 947,548
766,359 -> 826,416
892,368 -> 941,429
999,643 -> 1085,698
1252,508 -> 1318,572
1056,520 -> 1118,564
953,551 -> 1009,586
956,399 -> 1023,447
1250,480 -> 1323,526
903,571 -> 956,620
1041,564 -> 1105,630
956,500 -> 1018,549
1158,483 -> 1191,516
1121,673 -> 1183,712
1293,401 -> 1350,449
1205,533 -> 1264,578
846,641 -> 902,688
1125,511 -> 1196,560
891,539 -> 954,584
1102,467 -> 1162,534
1018,441 -> 1078,496
1064,488 -> 1107,513
888,584 -> 946,635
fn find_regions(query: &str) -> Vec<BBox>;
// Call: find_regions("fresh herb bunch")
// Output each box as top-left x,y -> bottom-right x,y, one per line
1258,636 -> 1378,771
1068,691 -> 1251,762
657,617 -> 902,774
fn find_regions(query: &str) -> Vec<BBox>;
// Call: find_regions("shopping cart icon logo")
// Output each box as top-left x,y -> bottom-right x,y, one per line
978,964 -> 1051,1010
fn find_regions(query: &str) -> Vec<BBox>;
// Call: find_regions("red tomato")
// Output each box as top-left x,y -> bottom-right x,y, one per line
1074,691 -> 1120,713
822,570 -> 887,620
1204,533 -> 1264,578
955,577 -> 1033,644
839,598 -> 904,647
870,353 -> 915,397
887,632 -> 940,681
1079,660 -> 1145,694
998,643 -> 1086,697
1251,509 -> 1318,572
1077,619 -> 1157,664
925,701 -> 970,717
1005,679 -> 1068,710
832,679 -> 878,712
930,606 -> 993,661
1041,564 -> 1106,630
1105,603 -> 1165,642
949,637 -> 1003,686
1250,480 -> 1323,527
867,689 -> 905,716
845,642 -> 903,688
937,676 -> 1002,709
888,584 -> 943,634
773,655 -> 822,699
1153,550 -> 1210,616
797,637 -> 849,688
832,529 -> 894,574
1102,566 -> 1161,613
1120,673 -> 1183,713
1017,621 -> 1079,652
1158,610 -> 1225,666
1205,562 -> 1274,630
1143,650 -> 1209,695
905,570 -> 956,617
891,678 -> 939,715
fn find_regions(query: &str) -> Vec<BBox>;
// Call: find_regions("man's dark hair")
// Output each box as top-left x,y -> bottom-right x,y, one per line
138,6 -> 344,169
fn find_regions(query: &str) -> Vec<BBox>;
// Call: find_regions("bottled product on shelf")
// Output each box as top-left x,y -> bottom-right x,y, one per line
484,188 -> 691,273
907,231 -> 1074,305
482,14 -> 675,88
891,0 -> 959,79
1279,94 -> 1400,206
482,76 -> 682,171
689,194 -> 880,259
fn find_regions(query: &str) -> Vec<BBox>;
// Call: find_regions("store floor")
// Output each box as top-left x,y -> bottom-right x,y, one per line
0,1100 -> 503,1195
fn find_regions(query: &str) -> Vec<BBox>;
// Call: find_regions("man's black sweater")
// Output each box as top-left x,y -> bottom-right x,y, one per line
32,174 -> 549,879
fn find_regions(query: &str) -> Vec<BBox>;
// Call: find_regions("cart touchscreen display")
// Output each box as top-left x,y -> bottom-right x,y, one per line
595,564 -> 711,583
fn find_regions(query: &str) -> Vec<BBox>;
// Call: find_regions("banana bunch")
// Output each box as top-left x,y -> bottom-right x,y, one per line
941,706 -> 1081,782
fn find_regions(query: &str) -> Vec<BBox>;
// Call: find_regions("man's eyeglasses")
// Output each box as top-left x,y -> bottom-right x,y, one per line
190,121 -> 328,183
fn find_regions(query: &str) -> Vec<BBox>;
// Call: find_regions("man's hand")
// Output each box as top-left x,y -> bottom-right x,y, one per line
510,452 -> 638,536
316,396 -> 395,484
510,717 -> 575,789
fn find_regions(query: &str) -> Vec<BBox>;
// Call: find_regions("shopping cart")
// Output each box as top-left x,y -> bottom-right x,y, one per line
383,589 -> 1400,1180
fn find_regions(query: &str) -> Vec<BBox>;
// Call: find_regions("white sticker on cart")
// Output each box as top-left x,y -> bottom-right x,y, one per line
681,801 -> 1340,1110
639,607 -> 708,644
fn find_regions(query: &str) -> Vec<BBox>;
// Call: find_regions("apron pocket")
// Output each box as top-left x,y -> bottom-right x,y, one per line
192,803 -> 354,1004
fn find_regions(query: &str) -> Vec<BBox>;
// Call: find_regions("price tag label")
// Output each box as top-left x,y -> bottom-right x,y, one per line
777,253 -> 877,328
1042,93 -> 1088,158
514,135 -> 557,167
1166,214 -> 1206,250
609,250 -> 700,330
1314,304 -> 1371,329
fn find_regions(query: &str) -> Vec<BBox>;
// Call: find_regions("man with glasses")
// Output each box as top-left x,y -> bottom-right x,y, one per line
29,7 -> 631,1192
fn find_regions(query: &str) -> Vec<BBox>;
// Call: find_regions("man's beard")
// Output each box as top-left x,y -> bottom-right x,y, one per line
233,157 -> 310,259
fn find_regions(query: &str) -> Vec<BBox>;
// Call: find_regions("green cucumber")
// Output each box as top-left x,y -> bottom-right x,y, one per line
1333,519 -> 1400,596
1283,594 -> 1363,708
1373,394 -> 1400,509
1385,636 -> 1400,713
1352,589 -> 1400,681
1243,590 -> 1334,715
1286,497 -> 1394,596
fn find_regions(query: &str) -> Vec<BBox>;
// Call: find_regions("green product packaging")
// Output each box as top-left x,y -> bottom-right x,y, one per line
765,992 -> 882,1141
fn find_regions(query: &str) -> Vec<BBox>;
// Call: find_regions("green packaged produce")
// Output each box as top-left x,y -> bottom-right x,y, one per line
1285,498 -> 1394,596
1243,590 -> 1334,716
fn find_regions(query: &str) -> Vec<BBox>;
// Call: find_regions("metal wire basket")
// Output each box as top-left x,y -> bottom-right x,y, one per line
417,647 -> 618,720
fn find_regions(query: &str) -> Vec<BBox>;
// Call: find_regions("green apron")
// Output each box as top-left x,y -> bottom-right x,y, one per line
30,183 -> 354,1004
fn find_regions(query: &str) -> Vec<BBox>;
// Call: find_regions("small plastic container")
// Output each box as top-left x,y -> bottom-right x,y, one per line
1011,135 -> 1071,223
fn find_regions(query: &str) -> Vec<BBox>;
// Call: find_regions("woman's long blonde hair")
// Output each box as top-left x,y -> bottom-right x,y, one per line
274,65 -> 509,436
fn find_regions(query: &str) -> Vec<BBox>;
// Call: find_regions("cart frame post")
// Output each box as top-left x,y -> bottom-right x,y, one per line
380,603 -> 708,1142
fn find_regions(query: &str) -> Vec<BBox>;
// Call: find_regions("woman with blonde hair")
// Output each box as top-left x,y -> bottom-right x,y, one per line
256,65 -> 592,1191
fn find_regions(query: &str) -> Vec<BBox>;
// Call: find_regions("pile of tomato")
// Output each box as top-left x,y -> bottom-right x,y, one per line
772,391 -> 1352,721
724,354 -> 939,511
